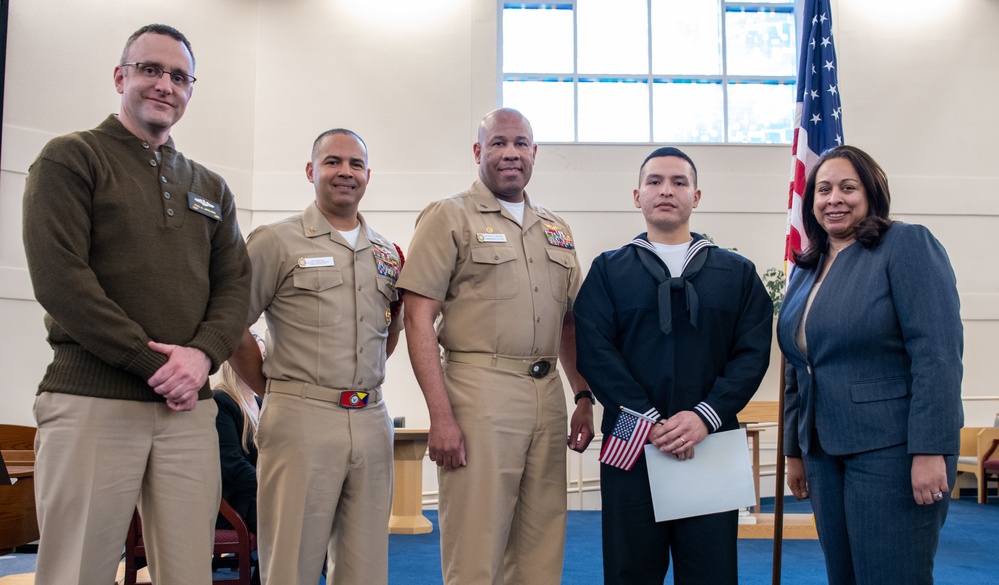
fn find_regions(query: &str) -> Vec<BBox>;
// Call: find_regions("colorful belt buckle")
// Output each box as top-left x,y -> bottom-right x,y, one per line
339,391 -> 369,409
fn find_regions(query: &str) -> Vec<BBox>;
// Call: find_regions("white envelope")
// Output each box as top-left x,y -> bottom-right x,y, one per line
644,427 -> 757,522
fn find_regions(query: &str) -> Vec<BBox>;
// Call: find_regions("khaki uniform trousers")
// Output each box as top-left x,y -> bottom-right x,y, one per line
32,392 -> 220,585
256,389 -> 393,585
439,362 -> 569,585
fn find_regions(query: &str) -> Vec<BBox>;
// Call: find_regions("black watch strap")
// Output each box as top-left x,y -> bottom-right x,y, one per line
574,390 -> 595,405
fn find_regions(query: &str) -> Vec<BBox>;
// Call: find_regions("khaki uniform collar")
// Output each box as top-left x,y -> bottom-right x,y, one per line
468,179 -> 558,230
300,202 -> 374,251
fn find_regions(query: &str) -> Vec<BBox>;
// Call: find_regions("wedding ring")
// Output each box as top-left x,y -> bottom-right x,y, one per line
932,492 -> 943,500
679,437 -> 687,445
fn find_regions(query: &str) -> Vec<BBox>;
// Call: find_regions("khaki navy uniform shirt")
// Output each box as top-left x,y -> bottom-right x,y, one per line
397,179 -> 580,358
246,203 -> 402,389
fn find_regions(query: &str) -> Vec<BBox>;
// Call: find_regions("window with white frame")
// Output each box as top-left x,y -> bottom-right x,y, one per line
501,0 -> 797,144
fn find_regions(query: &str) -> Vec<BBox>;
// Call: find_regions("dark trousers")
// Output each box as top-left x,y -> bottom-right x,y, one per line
600,456 -> 738,585
804,434 -> 956,585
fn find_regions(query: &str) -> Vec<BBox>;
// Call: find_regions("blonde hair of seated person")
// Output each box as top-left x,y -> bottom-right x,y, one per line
213,362 -> 259,454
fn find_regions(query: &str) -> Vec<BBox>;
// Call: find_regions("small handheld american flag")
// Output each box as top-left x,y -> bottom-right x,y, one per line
599,406 -> 656,471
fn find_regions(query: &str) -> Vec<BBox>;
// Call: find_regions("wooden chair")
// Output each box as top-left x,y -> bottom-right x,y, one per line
734,401 -> 820,539
0,425 -> 38,555
121,498 -> 257,585
953,421 -> 999,502
736,401 -> 780,513
976,427 -> 999,504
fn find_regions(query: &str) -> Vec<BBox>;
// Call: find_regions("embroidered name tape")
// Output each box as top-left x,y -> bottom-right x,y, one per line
187,192 -> 221,221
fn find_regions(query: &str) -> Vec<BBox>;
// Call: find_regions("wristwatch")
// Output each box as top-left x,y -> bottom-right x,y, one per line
574,390 -> 595,405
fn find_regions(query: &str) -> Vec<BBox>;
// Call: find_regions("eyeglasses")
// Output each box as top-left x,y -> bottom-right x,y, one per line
121,62 -> 197,89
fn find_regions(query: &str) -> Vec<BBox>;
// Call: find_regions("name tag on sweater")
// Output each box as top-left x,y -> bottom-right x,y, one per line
187,193 -> 221,221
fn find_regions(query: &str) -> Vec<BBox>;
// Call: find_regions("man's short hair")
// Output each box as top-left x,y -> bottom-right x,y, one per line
121,24 -> 195,67
311,129 -> 368,162
640,146 -> 698,187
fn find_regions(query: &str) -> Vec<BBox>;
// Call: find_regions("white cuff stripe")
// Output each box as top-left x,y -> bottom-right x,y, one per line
694,403 -> 722,432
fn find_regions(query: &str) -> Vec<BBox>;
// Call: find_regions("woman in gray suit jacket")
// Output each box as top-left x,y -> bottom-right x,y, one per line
777,145 -> 962,585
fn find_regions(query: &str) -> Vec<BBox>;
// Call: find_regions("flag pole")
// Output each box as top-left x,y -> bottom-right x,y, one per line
619,405 -> 658,423
776,0 -> 843,573
771,355 -> 787,585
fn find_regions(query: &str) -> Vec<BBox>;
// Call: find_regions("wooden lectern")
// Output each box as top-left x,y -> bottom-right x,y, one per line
389,429 -> 432,534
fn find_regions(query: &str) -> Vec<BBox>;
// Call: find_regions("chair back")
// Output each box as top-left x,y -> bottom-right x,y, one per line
0,424 -> 36,485
958,427 -> 980,458
0,425 -> 35,451
121,498 -> 257,585
0,425 -> 38,554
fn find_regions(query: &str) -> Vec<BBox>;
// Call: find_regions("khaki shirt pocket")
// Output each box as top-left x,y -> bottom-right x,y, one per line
375,277 -> 399,332
470,244 -> 519,300
546,248 -> 574,303
377,277 -> 399,303
291,267 -> 344,326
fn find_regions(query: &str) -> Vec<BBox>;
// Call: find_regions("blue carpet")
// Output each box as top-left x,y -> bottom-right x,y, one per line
387,497 -> 998,585
2,498 -> 995,583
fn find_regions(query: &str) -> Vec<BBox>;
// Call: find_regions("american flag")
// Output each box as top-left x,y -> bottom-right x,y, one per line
599,407 -> 655,471
785,0 -> 844,271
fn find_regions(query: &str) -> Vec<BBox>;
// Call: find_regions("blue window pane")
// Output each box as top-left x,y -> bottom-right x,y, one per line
725,8 -> 796,76
498,1 -> 798,144
651,0 -> 722,75
503,5 -> 574,74
727,81 -> 795,144
652,80 -> 724,143
503,78 -> 576,142
578,79 -> 650,142
577,0 -> 648,75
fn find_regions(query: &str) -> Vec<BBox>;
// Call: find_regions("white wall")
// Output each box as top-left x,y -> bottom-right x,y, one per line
3,0 -> 997,505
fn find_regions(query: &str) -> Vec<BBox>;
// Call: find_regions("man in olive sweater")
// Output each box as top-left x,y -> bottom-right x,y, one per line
21,24 -> 251,585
